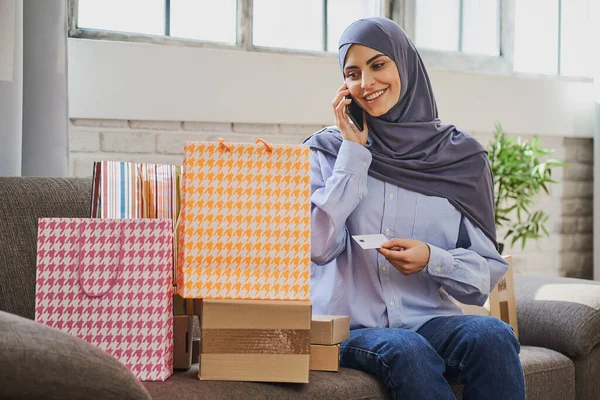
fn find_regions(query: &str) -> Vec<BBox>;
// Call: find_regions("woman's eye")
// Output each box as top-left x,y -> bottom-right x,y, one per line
373,62 -> 385,70
346,72 -> 359,79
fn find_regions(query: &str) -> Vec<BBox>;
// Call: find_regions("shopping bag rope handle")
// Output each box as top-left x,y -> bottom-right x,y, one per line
218,138 -> 233,151
218,137 -> 273,153
77,221 -> 126,298
255,138 -> 273,152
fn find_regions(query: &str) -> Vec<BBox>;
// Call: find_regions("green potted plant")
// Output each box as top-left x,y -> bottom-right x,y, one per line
487,122 -> 564,253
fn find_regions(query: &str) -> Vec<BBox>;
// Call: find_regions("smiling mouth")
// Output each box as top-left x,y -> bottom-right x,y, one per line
364,88 -> 387,101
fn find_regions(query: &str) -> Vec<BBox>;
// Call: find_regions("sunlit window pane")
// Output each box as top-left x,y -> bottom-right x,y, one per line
253,0 -> 323,51
561,0 -> 593,77
326,0 -> 380,52
78,0 -> 165,36
514,0 -> 559,75
462,0 -> 499,56
169,0 -> 236,44
415,0 -> 460,52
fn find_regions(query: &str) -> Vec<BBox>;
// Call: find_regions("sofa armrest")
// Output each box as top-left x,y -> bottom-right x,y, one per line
0,311 -> 151,400
514,274 -> 600,358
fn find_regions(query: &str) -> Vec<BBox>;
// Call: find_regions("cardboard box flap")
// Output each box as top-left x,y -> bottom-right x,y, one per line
311,315 -> 350,345
202,299 -> 311,330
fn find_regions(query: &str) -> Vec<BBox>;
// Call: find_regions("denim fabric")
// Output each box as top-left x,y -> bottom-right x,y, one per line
339,315 -> 525,400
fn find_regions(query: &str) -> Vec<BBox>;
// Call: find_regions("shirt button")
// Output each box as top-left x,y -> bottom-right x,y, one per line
361,161 -> 367,166
388,193 -> 394,199
389,300 -> 396,307
435,266 -> 441,272
359,195 -> 364,200
385,229 -> 391,235
381,266 -> 387,272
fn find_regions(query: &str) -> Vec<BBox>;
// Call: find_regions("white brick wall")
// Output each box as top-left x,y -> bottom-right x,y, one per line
68,119 -> 594,278
129,120 -> 181,130
70,130 -> 100,152
101,131 -> 156,153
68,119 -> 326,178
182,122 -> 232,132
497,136 -> 594,279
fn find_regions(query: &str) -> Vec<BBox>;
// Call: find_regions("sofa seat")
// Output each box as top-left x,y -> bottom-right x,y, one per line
143,346 -> 574,400
515,346 -> 574,400
144,367 -> 387,400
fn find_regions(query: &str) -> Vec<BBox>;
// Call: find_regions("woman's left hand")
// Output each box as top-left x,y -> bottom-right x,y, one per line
377,238 -> 431,276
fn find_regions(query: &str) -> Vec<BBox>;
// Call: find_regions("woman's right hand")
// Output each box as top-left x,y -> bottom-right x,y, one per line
332,83 -> 369,146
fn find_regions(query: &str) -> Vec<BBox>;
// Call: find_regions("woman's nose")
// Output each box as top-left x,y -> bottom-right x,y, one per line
361,72 -> 375,89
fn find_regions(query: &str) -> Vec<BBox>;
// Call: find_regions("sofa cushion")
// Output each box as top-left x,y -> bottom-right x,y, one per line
144,345 -> 572,400
0,177 -> 92,217
0,177 -> 91,319
574,344 -> 600,400
144,366 -> 389,400
0,216 -> 39,320
429,346 -> 574,400
514,274 -> 600,358
0,311 -> 151,400
519,346 -> 575,400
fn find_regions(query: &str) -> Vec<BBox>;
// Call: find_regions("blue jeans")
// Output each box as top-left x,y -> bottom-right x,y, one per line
339,315 -> 525,400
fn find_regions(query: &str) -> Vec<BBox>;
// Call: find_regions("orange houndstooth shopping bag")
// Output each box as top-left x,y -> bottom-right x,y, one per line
176,138 -> 311,300
35,218 -> 174,381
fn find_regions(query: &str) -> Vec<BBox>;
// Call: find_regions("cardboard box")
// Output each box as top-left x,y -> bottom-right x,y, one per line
173,292 -> 187,315
310,315 -> 350,345
173,288 -> 201,316
310,344 -> 340,372
173,316 -> 193,370
459,255 -> 519,338
191,338 -> 200,364
200,299 -> 311,383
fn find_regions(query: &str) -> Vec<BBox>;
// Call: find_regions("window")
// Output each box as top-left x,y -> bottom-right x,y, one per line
71,0 -> 594,79
78,0 -> 165,36
514,0 -> 593,77
77,0 -> 237,44
169,0 -> 237,44
414,0 -> 500,56
326,0 -> 382,52
253,0 -> 324,52
75,0 -> 382,52
252,0 -> 381,52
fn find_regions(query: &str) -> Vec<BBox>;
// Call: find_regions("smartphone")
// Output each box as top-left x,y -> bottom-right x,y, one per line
346,95 -> 364,131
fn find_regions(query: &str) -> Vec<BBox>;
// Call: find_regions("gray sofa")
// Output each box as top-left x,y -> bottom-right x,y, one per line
0,177 -> 598,400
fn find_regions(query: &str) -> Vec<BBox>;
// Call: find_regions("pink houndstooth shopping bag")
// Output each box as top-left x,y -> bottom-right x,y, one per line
34,218 -> 174,381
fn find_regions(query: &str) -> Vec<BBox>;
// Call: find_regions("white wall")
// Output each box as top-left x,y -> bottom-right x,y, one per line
68,38 -> 595,137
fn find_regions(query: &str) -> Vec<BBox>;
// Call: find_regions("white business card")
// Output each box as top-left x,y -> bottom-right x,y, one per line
351,234 -> 389,250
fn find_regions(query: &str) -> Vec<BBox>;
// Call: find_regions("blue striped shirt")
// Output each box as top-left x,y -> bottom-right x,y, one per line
310,140 -> 509,331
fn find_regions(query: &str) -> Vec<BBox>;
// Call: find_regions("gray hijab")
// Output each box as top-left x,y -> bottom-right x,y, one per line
303,17 -> 497,249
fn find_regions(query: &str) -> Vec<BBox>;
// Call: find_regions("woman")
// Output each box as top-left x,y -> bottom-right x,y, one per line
304,17 -> 525,400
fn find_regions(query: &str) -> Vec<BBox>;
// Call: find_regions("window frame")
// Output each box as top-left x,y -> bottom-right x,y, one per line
68,0 -> 592,80
68,0 -> 392,57
393,0 -> 515,75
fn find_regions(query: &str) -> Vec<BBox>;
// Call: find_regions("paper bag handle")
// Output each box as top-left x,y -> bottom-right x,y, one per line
77,222 -> 126,298
255,138 -> 273,152
217,137 -> 274,153
218,138 -> 233,151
